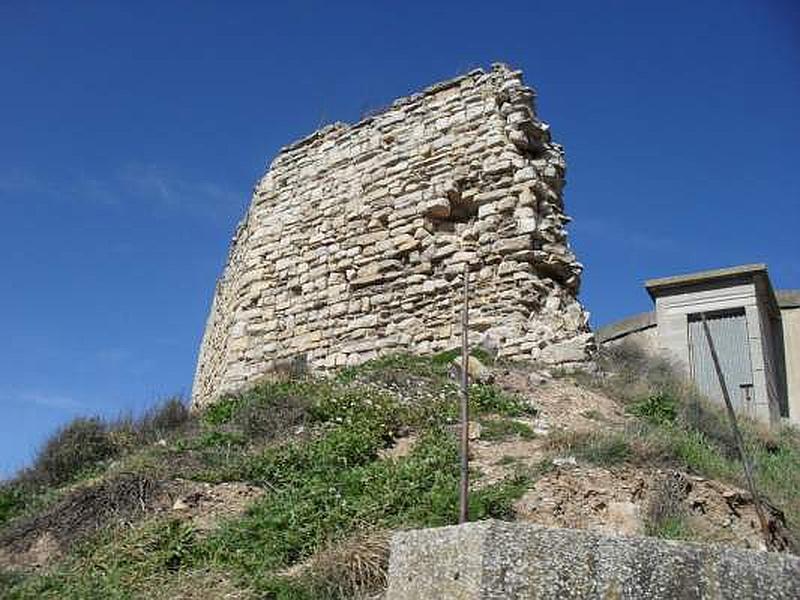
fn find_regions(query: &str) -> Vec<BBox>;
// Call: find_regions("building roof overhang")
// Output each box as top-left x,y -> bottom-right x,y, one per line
644,263 -> 780,315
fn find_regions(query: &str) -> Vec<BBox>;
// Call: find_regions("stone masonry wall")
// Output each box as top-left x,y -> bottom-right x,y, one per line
193,64 -> 591,407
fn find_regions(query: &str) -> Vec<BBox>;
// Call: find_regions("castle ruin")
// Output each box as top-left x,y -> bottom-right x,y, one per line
193,64 -> 591,407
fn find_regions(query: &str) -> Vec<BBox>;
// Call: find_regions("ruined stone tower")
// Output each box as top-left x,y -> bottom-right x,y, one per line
193,64 -> 591,407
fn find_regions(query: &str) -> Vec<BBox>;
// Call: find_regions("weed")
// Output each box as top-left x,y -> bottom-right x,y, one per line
202,396 -> 242,426
648,515 -> 691,540
337,353 -> 448,383
470,384 -> 536,418
480,419 -> 536,441
155,520 -> 199,573
628,392 -> 678,426
2,518 -> 227,599
430,346 -> 495,366
470,475 -> 530,520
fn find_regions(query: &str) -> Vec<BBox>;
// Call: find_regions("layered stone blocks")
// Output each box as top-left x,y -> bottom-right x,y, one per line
193,64 -> 590,407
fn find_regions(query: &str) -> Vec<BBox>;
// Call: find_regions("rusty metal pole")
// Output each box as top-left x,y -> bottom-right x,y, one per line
459,263 -> 470,524
700,312 -> 773,549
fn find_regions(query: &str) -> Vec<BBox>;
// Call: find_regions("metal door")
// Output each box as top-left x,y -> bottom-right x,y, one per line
687,309 -> 754,413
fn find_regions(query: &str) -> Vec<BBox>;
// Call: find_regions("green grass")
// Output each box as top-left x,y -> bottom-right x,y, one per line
647,515 -> 691,541
1,354 -> 535,599
627,392 -> 678,426
480,419 -> 536,441
469,384 -> 537,418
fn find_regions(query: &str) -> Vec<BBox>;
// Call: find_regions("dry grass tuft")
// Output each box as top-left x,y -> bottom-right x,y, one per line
309,530 -> 390,598
543,429 -> 632,466
645,471 -> 690,539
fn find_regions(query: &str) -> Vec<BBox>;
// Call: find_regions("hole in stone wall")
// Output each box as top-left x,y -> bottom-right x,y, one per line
449,197 -> 478,222
428,197 -> 478,234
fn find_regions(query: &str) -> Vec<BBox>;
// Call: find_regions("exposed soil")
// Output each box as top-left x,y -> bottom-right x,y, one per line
494,368 -> 628,432
0,476 -> 263,570
474,365 -> 794,552
0,474 -> 170,569
512,464 -> 776,550
168,481 -> 264,532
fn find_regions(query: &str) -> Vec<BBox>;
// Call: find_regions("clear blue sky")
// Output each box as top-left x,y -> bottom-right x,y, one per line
1,0 -> 798,478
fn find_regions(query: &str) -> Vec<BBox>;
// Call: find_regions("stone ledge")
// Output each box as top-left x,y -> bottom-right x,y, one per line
386,520 -> 800,599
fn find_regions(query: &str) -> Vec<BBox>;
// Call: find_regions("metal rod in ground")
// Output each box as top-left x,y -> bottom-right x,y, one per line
700,312 -> 773,549
459,263 -> 470,524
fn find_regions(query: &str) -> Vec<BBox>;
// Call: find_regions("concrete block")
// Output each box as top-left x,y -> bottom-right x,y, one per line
386,520 -> 800,599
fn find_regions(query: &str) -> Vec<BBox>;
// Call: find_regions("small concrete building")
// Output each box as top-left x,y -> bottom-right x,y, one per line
598,264 -> 799,427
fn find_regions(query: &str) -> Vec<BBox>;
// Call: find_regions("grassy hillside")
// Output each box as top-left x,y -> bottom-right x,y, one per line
1,347 -> 798,599
0,353 -> 531,599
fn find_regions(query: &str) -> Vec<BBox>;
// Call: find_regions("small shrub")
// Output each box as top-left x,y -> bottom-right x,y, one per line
588,433 -> 632,466
0,484 -> 29,527
590,341 -> 685,406
202,396 -> 242,426
29,418 -> 118,486
232,391 -> 310,441
470,475 -> 530,521
628,392 -> 678,425
138,397 -> 190,440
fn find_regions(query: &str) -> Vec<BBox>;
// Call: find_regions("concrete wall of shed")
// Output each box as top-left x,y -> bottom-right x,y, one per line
782,307 -> 800,426
652,279 -> 778,424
